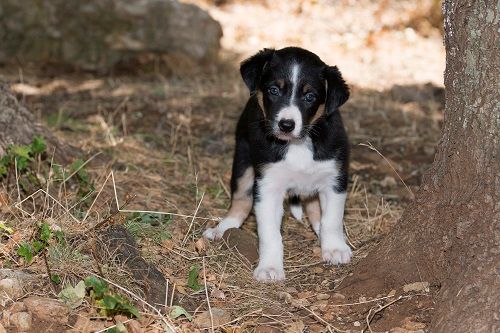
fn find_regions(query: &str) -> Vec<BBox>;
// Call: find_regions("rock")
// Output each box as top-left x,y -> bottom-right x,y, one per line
222,228 -> 259,263
0,278 -> 23,299
0,0 -> 222,71
9,302 -> 26,313
331,293 -> 346,302
0,322 -> 6,333
10,312 -> 32,331
1,310 -> 10,327
98,226 -> 171,307
402,282 -> 430,293
402,317 -> 426,330
194,308 -> 230,328
316,293 -> 330,300
126,319 -> 144,333
353,321 -> 361,327
23,296 -> 69,325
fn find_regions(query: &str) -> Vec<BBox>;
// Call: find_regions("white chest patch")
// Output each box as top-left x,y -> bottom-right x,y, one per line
261,138 -> 339,196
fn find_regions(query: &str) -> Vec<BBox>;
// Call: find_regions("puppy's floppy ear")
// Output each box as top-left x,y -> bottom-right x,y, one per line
324,66 -> 349,115
240,48 -> 275,93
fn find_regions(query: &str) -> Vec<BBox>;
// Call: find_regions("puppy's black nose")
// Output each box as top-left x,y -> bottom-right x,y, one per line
278,119 -> 295,133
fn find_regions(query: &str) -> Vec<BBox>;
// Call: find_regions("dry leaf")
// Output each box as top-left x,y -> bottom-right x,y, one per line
287,320 -> 305,333
194,237 -> 207,254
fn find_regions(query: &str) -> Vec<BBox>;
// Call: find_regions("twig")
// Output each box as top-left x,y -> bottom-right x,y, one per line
358,142 -> 414,199
202,257 -> 215,333
363,295 -> 404,333
42,251 -> 57,293
181,192 -> 205,246
299,305 -> 346,332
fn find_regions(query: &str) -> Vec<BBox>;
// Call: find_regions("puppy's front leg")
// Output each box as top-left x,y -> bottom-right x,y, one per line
253,182 -> 285,282
319,190 -> 352,264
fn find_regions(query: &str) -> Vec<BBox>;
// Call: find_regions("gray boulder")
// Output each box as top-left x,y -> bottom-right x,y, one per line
0,0 -> 222,70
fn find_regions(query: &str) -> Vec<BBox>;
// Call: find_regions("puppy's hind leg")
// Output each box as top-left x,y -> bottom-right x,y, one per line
204,139 -> 254,240
305,196 -> 321,237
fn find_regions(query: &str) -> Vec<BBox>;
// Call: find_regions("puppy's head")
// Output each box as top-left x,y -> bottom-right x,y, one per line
240,47 -> 349,141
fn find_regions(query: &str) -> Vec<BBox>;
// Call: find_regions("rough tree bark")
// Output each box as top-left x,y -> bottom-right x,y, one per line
0,83 -> 53,156
343,1 -> 499,332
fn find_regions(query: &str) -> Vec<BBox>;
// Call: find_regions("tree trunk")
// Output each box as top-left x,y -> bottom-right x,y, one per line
0,82 -> 75,162
342,1 -> 499,332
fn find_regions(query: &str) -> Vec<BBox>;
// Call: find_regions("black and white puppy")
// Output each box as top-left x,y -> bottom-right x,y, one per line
204,47 -> 351,282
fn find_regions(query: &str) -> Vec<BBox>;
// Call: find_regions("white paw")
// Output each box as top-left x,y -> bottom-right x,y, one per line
253,265 -> 285,282
203,227 -> 224,240
322,241 -> 352,265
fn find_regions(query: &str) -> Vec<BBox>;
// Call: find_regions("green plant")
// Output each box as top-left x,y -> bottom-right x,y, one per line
84,276 -> 140,318
124,212 -> 172,244
187,264 -> 203,291
16,222 -> 63,265
0,136 -> 47,179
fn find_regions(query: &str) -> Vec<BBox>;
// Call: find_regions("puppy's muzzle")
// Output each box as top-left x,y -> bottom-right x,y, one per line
278,119 -> 295,133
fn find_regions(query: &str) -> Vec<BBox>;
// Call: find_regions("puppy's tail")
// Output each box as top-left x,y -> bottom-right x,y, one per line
289,195 -> 303,221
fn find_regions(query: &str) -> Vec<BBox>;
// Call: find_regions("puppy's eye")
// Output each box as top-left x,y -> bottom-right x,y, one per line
304,92 -> 316,103
268,86 -> 280,96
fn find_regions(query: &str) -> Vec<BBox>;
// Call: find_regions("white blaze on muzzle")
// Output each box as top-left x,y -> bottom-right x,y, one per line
275,64 -> 302,139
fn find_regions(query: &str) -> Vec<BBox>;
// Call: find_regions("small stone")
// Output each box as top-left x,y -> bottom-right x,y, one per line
353,321 -> 361,327
380,176 -> 397,188
194,308 -> 230,328
316,293 -> 330,300
403,282 -> 429,293
387,289 -> 397,297
23,296 -> 69,325
402,317 -> 426,330
115,321 -> 128,333
1,310 -> 10,327
311,267 -> 324,274
114,315 -> 128,323
126,319 -> 144,333
277,291 -> 292,303
331,293 -> 346,303
358,296 -> 367,302
0,278 -> 23,299
297,291 -> 313,299
10,312 -> 32,331
311,300 -> 328,310
9,302 -> 26,313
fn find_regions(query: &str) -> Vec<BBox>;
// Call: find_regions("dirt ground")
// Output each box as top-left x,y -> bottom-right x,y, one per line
0,0 -> 446,332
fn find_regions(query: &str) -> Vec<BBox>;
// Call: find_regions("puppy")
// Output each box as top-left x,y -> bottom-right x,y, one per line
204,47 -> 351,282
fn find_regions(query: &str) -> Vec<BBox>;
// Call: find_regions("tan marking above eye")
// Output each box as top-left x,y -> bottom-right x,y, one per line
303,83 -> 313,94
276,79 -> 285,89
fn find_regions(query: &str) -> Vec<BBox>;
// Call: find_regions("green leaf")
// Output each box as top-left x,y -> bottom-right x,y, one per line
58,280 -> 86,309
40,222 -> 52,243
169,305 -> 193,321
15,156 -> 29,171
17,242 -> 33,263
117,301 -> 140,318
54,230 -> 65,244
187,265 -> 203,291
0,222 -> 14,235
102,295 -> 118,309
51,274 -> 61,284
32,240 -> 44,253
31,137 -> 47,154
69,159 -> 90,184
0,164 -> 7,177
11,145 -> 32,159
84,276 -> 109,298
